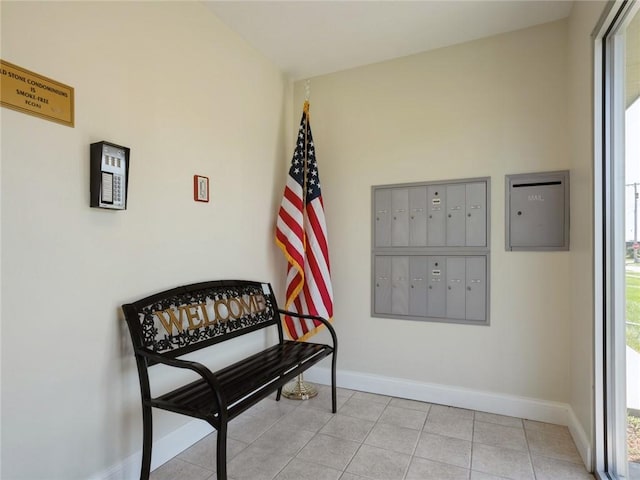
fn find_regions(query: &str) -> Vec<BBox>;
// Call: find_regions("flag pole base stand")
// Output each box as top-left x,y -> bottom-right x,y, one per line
282,375 -> 318,401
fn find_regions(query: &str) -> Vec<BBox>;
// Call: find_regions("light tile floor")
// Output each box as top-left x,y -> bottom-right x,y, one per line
151,385 -> 594,480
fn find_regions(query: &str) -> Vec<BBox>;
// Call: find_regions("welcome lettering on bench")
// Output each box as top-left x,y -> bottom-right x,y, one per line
153,293 -> 267,335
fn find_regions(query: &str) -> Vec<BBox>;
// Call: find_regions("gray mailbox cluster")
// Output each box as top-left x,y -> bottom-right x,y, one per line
374,182 -> 487,248
374,255 -> 487,322
372,177 -> 490,326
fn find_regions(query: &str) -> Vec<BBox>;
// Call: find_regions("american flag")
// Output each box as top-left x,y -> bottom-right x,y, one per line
275,102 -> 333,341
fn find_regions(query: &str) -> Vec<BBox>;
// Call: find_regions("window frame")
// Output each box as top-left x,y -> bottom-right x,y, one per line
593,1 -> 640,478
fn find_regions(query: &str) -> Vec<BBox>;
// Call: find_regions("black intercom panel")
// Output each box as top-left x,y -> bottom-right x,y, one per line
90,141 -> 130,210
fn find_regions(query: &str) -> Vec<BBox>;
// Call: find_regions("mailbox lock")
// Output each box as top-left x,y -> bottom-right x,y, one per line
448,214 -> 452,218
448,286 -> 452,290
467,213 -> 471,217
467,286 -> 472,291
428,285 -> 432,289
429,214 -> 432,218
517,211 -> 522,216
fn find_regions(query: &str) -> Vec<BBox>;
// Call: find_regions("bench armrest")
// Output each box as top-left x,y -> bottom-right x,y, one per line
277,309 -> 338,349
136,348 -> 227,412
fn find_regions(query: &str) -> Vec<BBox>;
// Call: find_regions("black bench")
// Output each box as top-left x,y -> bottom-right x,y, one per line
122,280 -> 337,480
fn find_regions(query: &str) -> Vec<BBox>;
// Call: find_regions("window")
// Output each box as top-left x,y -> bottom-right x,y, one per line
594,2 -> 640,478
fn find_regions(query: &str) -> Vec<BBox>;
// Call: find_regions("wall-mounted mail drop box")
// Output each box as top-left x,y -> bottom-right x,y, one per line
505,170 -> 569,251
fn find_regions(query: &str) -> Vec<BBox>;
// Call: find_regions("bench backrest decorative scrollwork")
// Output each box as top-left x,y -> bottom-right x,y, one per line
123,280 -> 283,364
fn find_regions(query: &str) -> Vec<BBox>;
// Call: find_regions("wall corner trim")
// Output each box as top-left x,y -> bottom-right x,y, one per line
567,405 -> 594,472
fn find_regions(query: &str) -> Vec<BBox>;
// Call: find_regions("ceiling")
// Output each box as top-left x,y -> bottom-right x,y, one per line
205,1 -> 574,80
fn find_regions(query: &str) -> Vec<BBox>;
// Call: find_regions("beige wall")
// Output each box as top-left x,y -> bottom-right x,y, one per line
0,2 -> 288,478
0,1 -> 608,477
567,0 -> 608,454
295,20 -> 572,401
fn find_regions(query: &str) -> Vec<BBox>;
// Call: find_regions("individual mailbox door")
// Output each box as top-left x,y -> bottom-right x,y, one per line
391,256 -> 409,315
374,256 -> 392,314
427,256 -> 446,317
391,189 -> 409,247
409,187 -> 427,246
466,182 -> 486,247
446,185 -> 465,246
374,189 -> 391,247
465,256 -> 486,321
446,257 -> 465,319
427,185 -> 445,246
409,256 -> 428,317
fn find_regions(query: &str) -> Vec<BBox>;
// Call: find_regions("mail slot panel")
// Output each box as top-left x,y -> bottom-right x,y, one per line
409,256 -> 428,316
506,171 -> 569,251
427,185 -> 446,246
446,257 -> 466,319
374,256 -> 392,314
466,182 -> 486,247
465,256 -> 486,321
374,189 -> 391,247
391,256 -> 409,315
409,187 -> 428,246
427,256 -> 446,317
446,184 -> 466,246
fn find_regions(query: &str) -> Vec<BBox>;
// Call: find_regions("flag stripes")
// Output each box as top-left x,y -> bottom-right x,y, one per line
275,101 -> 333,341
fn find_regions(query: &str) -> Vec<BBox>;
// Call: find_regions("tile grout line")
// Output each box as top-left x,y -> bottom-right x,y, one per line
235,395 -> 320,480
340,393 -> 392,480
246,399 -> 298,480
523,420 -> 538,480
468,409 -> 475,480
319,388 -> 365,479
399,407 -> 423,480
271,390 -> 346,480
403,402 -> 433,480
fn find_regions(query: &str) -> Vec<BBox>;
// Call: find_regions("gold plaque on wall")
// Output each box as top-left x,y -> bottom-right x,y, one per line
0,59 -> 74,127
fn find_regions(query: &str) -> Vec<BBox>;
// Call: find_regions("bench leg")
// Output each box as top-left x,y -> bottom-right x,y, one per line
276,386 -> 283,401
331,354 -> 337,413
216,422 -> 228,480
140,404 -> 153,480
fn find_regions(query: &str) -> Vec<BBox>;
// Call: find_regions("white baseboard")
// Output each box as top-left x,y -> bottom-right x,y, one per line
89,420 -> 213,480
305,365 -> 593,472
91,365 -> 593,478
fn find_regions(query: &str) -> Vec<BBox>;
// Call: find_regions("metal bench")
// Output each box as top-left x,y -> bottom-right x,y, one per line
122,280 -> 337,480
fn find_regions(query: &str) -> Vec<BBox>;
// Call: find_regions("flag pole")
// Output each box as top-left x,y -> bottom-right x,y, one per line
282,86 -> 319,401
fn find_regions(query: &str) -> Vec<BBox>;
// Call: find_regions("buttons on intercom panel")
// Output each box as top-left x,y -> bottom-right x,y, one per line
90,141 -> 130,210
